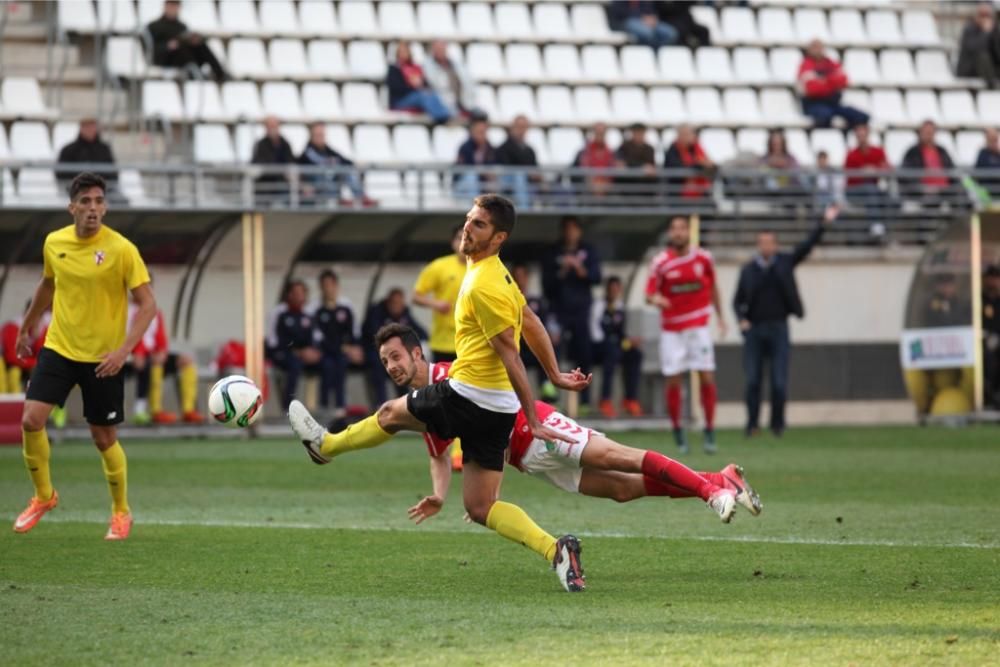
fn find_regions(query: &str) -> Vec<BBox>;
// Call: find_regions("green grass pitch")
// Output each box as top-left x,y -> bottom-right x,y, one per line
1,426 -> 998,665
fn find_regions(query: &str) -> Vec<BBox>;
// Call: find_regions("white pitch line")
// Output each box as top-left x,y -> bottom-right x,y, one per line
15,514 -> 999,550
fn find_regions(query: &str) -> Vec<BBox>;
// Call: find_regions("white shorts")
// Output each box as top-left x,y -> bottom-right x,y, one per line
659,326 -> 716,376
516,411 -> 599,493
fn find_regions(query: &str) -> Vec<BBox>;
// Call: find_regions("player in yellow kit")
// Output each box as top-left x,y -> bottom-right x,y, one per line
12,172 -> 156,540
412,224 -> 467,470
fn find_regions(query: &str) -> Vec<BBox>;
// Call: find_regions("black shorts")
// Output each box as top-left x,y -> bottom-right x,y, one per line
407,380 -> 516,472
26,348 -> 125,426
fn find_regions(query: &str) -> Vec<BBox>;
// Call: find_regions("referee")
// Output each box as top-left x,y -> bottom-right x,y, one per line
13,172 -> 156,540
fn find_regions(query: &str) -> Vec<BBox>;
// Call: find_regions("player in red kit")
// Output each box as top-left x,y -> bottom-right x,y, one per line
645,216 -> 727,454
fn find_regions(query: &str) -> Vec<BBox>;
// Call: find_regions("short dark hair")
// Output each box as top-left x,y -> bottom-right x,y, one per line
374,323 -> 422,352
386,287 -> 405,300
560,215 -> 582,232
282,278 -> 307,300
629,122 -> 646,132
606,275 -> 622,287
318,269 -> 338,284
69,172 -> 106,200
669,215 -> 690,229
473,193 -> 516,237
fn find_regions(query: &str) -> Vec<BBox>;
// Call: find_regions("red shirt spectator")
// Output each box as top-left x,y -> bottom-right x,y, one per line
844,125 -> 890,187
663,124 -> 714,199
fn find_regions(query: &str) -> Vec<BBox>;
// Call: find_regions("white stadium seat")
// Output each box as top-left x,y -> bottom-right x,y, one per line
690,6 -> 719,43
142,80 -> 184,121
936,130 -> 957,160
879,49 -> 916,86
466,43 -> 505,81
234,123 -> 259,163
811,128 -> 847,165
536,85 -> 575,124
324,123 -> 353,158
262,82 -> 306,122
302,82 -> 342,120
956,130 -> 985,166
841,89 -> 872,119
497,85 -> 538,123
659,47 -> 697,84
105,36 -> 147,79
619,45 -> 659,83
723,88 -> 762,125
347,40 -> 387,79
648,87 -> 687,125
1,77 -> 56,119
903,10 -> 941,46
581,46 -> 621,83
574,86 -> 612,125
137,0 -> 162,26
10,121 -> 54,160
280,123 -> 309,156
474,85 -> 498,119
546,127 -> 584,165
194,124 -> 236,163
760,88 -> 807,126
227,39 -> 270,79
259,0 -> 303,36
865,10 -> 903,46
699,128 -> 735,163
883,129 -> 914,165
685,87 -> 724,124
96,0 -> 138,33
219,0 -> 261,35
495,3 -> 533,40
17,168 -> 61,205
0,124 -> 11,159
506,44 -> 544,83
183,81 -> 231,122
456,3 -> 495,40
978,91 -> 1000,125
269,39 -> 310,78
769,47 -> 804,84
736,128 -> 768,155
870,89 -> 909,127
417,2 -> 457,38
940,91 -> 979,127
533,3 -> 572,40
525,127 -> 551,165
392,125 -> 434,164
543,45 -> 583,82
695,47 -> 735,84
118,169 -> 152,206
794,8 -> 830,43
432,125 -> 467,162
733,47 -> 770,83
757,8 -> 794,46
842,49 -> 881,86
308,40 -> 348,78
829,9 -> 868,46
379,1 -> 419,38
58,0 -> 97,33
906,89 -> 943,124
341,82 -> 387,121
785,128 -> 815,165
720,6 -> 758,44
353,124 -> 395,163
915,51 -> 956,87
338,1 -> 379,37
611,86 -> 650,124
298,1 -> 338,36
571,4 -> 618,42
222,81 -> 264,121
1,169 -> 13,204
179,1 -> 219,35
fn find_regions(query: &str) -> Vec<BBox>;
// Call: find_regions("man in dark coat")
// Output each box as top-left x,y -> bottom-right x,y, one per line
146,0 -> 227,81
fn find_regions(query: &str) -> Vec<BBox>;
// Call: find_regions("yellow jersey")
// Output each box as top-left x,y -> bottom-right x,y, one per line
414,253 -> 467,353
42,224 -> 151,363
449,254 -> 526,391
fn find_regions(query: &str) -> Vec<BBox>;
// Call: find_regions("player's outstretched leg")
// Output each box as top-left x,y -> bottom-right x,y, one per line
721,463 -> 762,516
288,400 -> 332,464
289,398 -> 403,464
552,535 -> 585,593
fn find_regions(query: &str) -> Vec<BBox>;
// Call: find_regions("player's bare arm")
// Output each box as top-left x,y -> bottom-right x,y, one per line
521,304 -> 592,391
408,451 -> 451,524
16,277 -> 55,359
96,282 -> 156,378
646,292 -> 671,309
412,291 -> 451,314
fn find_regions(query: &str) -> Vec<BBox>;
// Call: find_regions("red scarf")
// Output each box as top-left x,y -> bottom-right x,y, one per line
676,142 -> 710,198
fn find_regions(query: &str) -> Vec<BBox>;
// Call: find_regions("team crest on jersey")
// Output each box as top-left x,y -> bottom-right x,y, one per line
94,250 -> 106,266
694,262 -> 704,277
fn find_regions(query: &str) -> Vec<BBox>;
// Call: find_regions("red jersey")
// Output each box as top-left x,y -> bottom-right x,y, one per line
129,305 -> 168,356
2,316 -> 45,370
645,248 -> 715,331
422,361 -> 456,456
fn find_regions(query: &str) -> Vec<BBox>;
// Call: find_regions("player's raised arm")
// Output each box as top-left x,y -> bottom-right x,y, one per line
521,304 -> 591,391
16,277 -> 54,359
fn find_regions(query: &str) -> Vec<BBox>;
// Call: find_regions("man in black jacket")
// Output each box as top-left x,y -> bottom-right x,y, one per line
298,122 -> 375,208
146,0 -> 226,82
252,116 -> 294,205
900,120 -> 962,207
56,119 -> 126,203
733,205 -> 839,437
495,115 -> 538,208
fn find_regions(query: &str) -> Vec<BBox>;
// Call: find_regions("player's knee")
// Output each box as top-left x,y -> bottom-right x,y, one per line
91,429 -> 117,450
611,488 -> 635,503
464,502 -> 491,525
375,401 -> 402,433
21,410 -> 46,432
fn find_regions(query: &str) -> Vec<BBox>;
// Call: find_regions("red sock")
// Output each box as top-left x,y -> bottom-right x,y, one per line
699,471 -> 726,488
700,382 -> 717,431
641,451 -> 716,501
643,475 -> 693,498
666,383 -> 682,429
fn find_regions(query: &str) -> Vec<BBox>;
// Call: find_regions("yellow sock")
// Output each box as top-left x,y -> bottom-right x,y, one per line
485,501 -> 558,563
8,366 -> 22,393
149,364 -> 164,414
320,414 -> 392,458
99,441 -> 129,514
23,428 -> 53,501
0,358 -> 7,392
179,364 -> 198,413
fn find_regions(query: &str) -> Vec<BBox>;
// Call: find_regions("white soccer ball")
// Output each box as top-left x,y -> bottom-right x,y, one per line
208,375 -> 264,428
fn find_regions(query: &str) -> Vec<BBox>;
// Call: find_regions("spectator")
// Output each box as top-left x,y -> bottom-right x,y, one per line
512,263 -> 560,401
607,1 -> 678,49
572,122 -> 617,202
266,279 -> 326,411
921,273 -> 971,328
146,0 -> 227,82
422,40 -> 479,117
813,150 -> 844,210
733,205 -> 839,437
797,39 -> 869,129
386,40 -> 451,124
658,1 -> 711,48
313,270 -> 364,419
454,117 -> 497,199
982,265 -> 1000,408
759,130 -> 807,206
663,124 -> 715,200
251,116 -> 295,204
615,122 -> 658,203
495,115 -> 539,209
542,216 -> 602,410
55,119 -> 125,203
975,127 -> 1000,197
956,2 -> 1000,87
298,122 -> 375,208
844,123 -> 893,216
591,276 -> 643,419
412,226 -> 466,363
901,120 -> 959,206
361,288 -> 427,405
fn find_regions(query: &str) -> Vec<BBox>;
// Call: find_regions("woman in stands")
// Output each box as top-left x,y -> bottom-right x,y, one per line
386,41 -> 452,125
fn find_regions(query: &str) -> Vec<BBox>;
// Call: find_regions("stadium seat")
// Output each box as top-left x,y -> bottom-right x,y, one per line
648,87 -> 687,125
119,169 -> 153,207
574,86 -> 612,125
870,89 -> 909,127
619,46 -> 659,83
456,3 -> 495,40
794,8 -> 831,43
915,51 -> 956,87
610,86 -> 650,124
902,10 -> 941,47
699,128 -> 735,163
417,2 -> 457,38
308,40 -> 348,78
378,1 -> 419,38
96,0 -> 139,33
878,49 -> 916,86
955,130 -> 985,166
347,40 -> 387,80
183,81 -> 231,122
546,127 -> 584,166
769,47 -> 804,84
1,77 -> 56,119
865,10 -> 903,47
936,130 -> 958,160
17,168 -> 61,205
432,125 -> 467,162
658,47 -> 697,84
733,47 -> 771,83
829,9 -> 868,46
526,127 -> 551,165
194,124 -> 237,163
570,4 -> 620,43
978,91 -> 1000,125
736,127 -> 768,155
341,82 -> 388,122
497,85 -> 538,123
302,82 -> 342,120
227,39 -> 270,79
883,129 -> 915,165
233,123 -> 261,163
842,49 -> 882,86
392,125 -> 434,164
466,43 -> 505,82
137,0 -> 163,26
757,8 -> 794,46
219,0 -> 261,36
0,124 -> 9,160
10,121 -> 54,160
474,84 -> 498,119
785,128 -> 815,165
760,88 -> 808,126
581,46 -> 622,83
52,120 -> 78,156
262,82 -> 307,122
269,39 -> 310,79
324,123 -> 353,158
841,89 -> 872,119
720,6 -> 759,44
105,36 -> 148,79
811,128 -> 847,165
695,47 -> 735,84
940,90 -> 979,127
58,0 -> 97,33
142,80 -> 185,122
297,1 -> 338,36
690,6 -> 719,44
533,3 -> 572,41
905,89 -> 942,125
543,44 -> 583,82
178,0 -> 219,35
353,124 -> 395,164
259,0 -> 304,37
338,1 -> 378,37
536,85 -> 575,124
506,44 -> 544,84
685,87 -> 724,124
723,88 -> 763,125
0,169 -> 12,204
222,81 -> 264,121
282,124 -> 309,156
494,3 -> 533,40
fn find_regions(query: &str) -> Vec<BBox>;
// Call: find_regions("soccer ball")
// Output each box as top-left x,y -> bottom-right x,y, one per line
208,375 -> 264,428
